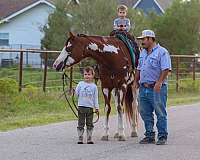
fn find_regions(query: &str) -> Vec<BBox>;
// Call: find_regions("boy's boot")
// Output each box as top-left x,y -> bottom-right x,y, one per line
77,128 -> 84,144
87,129 -> 94,144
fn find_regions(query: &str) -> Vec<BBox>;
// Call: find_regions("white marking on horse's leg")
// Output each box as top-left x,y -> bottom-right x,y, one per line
103,88 -> 109,97
101,88 -> 111,140
125,72 -> 129,81
112,89 -> 125,139
104,104 -> 109,136
131,87 -> 139,137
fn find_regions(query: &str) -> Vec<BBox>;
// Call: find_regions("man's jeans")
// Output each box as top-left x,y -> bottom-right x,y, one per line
139,85 -> 168,139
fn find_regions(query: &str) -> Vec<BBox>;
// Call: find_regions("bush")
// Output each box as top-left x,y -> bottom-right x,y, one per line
179,79 -> 200,93
0,78 -> 18,95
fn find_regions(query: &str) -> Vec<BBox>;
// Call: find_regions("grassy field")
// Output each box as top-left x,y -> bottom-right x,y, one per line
1,88 -> 200,132
1,67 -> 200,131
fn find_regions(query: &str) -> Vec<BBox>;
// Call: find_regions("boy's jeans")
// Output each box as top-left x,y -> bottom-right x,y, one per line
139,85 -> 168,139
77,107 -> 94,139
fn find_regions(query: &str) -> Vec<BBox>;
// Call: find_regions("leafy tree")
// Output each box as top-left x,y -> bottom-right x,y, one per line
151,0 -> 200,54
42,0 -> 150,50
41,0 -> 74,51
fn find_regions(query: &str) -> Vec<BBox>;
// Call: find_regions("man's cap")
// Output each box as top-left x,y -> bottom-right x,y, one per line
137,30 -> 155,39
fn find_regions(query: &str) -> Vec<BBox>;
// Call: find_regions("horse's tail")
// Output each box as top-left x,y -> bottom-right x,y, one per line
124,83 -> 138,125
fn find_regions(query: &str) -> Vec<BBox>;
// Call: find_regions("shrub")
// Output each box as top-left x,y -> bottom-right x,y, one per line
0,78 -> 18,95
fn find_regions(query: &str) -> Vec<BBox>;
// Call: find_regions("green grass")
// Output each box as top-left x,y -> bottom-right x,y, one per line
1,89 -> 200,131
1,67 -> 200,131
168,93 -> 200,106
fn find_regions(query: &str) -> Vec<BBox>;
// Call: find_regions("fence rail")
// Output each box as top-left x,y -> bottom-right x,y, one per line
0,48 -> 200,92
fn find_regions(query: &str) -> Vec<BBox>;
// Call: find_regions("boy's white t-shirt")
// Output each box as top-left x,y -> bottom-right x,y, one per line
75,81 -> 99,109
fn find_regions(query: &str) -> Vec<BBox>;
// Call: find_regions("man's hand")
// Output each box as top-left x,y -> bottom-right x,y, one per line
154,82 -> 162,93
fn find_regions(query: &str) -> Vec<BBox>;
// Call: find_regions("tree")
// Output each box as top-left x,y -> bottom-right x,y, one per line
41,0 -> 74,51
151,0 -> 200,54
42,0 -> 150,50
71,0 -> 117,35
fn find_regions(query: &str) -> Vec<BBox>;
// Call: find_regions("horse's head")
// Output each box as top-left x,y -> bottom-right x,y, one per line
53,32 -> 87,71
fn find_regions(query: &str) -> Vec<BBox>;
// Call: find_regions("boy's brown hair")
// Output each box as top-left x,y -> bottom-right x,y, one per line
83,66 -> 95,75
117,4 -> 128,12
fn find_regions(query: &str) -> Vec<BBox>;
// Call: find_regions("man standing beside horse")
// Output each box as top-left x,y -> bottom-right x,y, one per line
134,30 -> 171,145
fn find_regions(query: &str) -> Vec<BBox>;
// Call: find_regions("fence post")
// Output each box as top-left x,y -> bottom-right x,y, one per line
192,57 -> 196,81
176,57 -> 179,92
43,52 -> 48,92
19,50 -> 23,92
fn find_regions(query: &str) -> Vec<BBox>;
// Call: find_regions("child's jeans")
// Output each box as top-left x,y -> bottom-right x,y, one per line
77,106 -> 94,130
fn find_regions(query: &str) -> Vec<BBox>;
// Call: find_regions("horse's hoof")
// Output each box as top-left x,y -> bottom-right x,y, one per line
118,135 -> 126,141
101,135 -> 109,141
131,132 -> 138,137
114,133 -> 119,139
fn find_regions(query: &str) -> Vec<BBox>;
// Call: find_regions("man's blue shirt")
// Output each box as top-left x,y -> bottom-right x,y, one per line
137,44 -> 172,84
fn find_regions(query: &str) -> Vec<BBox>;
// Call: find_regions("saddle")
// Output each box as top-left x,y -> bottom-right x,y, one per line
110,30 -> 139,68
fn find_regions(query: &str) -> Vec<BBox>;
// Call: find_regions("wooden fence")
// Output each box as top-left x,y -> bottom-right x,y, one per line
0,48 -> 200,92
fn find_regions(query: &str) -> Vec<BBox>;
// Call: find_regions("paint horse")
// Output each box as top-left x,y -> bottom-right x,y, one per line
53,32 -> 139,141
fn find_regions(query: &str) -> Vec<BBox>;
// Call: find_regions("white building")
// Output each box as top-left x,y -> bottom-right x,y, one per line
0,0 -> 55,49
0,0 -> 55,67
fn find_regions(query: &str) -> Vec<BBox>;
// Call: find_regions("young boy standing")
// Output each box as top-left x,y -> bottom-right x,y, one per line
75,66 -> 99,144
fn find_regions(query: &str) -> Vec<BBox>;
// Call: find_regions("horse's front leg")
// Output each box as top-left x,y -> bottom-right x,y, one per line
112,88 -> 126,141
101,88 -> 112,141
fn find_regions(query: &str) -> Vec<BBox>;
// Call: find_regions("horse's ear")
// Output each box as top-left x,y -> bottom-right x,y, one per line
69,32 -> 76,39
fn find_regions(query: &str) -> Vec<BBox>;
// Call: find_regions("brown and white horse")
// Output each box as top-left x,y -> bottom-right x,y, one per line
53,32 -> 139,141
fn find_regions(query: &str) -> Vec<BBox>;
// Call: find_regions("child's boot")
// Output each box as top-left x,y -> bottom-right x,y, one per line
87,129 -> 94,144
77,128 -> 84,144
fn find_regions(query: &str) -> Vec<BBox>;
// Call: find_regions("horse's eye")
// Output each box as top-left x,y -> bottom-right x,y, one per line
66,47 -> 71,52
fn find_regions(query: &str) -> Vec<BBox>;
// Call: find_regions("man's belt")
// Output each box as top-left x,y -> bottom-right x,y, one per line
142,82 -> 156,88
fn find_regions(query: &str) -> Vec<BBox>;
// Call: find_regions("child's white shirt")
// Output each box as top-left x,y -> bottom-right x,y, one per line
75,81 -> 99,109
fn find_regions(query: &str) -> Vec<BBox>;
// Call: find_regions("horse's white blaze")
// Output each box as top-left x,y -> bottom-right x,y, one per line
53,46 -> 75,68
66,56 -> 75,66
53,47 -> 68,68
67,42 -> 72,47
103,44 -> 119,54
88,43 -> 98,51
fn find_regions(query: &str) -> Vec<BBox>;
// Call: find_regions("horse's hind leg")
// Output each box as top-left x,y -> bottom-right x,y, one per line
131,88 -> 139,137
101,88 -> 111,141
112,88 -> 126,141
